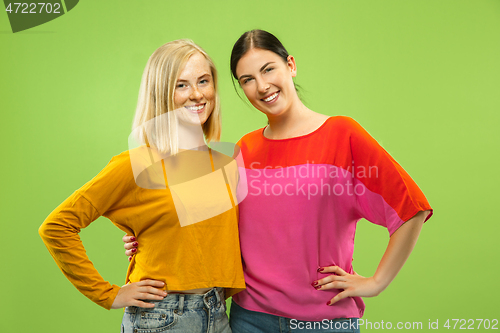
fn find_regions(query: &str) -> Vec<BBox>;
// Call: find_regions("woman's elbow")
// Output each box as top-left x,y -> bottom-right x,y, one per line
38,218 -> 52,242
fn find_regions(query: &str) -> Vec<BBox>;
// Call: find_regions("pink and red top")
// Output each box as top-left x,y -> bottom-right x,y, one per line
232,116 -> 433,321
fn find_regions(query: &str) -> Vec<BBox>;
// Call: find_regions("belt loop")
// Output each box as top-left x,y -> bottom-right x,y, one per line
214,287 -> 223,304
178,295 -> 184,316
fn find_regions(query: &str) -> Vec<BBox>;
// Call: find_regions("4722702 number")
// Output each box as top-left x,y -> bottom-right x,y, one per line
5,3 -> 61,14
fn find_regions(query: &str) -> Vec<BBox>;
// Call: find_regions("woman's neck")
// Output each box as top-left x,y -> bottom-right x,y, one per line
177,122 -> 206,151
264,100 -> 328,140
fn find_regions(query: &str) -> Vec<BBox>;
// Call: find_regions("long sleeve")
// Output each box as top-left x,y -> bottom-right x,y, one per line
39,153 -> 134,309
39,191 -> 121,309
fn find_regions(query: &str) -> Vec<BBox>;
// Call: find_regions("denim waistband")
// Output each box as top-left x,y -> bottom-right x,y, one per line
125,287 -> 225,315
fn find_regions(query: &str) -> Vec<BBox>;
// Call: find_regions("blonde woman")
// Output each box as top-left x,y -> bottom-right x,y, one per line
39,39 -> 245,333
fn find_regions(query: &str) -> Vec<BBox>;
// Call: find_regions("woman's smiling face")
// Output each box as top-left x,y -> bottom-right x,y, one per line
235,48 -> 297,117
174,52 -> 215,126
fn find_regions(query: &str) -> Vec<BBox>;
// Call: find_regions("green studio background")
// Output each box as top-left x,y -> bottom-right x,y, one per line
1,0 -> 499,332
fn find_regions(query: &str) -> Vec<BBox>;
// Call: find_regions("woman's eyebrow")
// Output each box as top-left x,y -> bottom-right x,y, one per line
238,74 -> 251,81
198,73 -> 211,80
260,62 -> 274,71
238,62 -> 275,81
177,73 -> 211,82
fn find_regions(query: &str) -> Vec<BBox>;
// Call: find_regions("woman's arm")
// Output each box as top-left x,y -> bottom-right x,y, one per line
39,192 -> 122,309
39,193 -> 168,309
313,210 -> 430,305
39,154 -> 168,309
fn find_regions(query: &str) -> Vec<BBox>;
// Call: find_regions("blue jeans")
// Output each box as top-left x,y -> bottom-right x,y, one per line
229,302 -> 360,333
121,287 -> 231,333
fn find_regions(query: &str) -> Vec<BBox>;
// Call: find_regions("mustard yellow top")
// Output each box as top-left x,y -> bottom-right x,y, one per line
39,146 -> 245,310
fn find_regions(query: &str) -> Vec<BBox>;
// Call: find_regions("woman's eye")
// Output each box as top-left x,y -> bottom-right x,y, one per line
243,78 -> 253,84
264,67 -> 274,73
176,83 -> 186,89
199,79 -> 209,85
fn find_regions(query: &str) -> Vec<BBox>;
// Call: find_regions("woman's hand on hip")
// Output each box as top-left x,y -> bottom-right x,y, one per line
122,234 -> 139,261
312,266 -> 384,306
111,280 -> 167,309
313,212 -> 430,306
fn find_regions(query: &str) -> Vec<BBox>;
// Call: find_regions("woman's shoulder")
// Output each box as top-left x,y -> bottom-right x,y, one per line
85,150 -> 134,183
110,149 -> 132,162
91,148 -> 155,185
311,115 -> 366,141
325,115 -> 364,130
103,149 -> 133,170
236,127 -> 265,147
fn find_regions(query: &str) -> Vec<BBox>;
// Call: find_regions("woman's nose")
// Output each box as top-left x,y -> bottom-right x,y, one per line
257,80 -> 270,94
190,86 -> 203,101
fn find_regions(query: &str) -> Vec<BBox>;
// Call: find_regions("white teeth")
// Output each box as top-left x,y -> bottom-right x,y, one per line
263,92 -> 278,102
185,104 -> 204,111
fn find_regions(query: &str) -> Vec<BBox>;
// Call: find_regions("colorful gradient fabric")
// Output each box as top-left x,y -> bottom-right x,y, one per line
232,116 -> 433,321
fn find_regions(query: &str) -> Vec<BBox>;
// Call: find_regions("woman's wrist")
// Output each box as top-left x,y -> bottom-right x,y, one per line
370,274 -> 390,296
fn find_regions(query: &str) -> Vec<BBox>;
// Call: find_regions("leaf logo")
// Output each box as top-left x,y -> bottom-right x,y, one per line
4,1 -> 79,33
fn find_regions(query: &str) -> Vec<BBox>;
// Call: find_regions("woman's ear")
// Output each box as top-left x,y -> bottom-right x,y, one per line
287,55 -> 297,78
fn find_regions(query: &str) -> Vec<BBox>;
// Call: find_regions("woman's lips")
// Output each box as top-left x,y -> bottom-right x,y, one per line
185,103 -> 206,113
261,91 -> 279,104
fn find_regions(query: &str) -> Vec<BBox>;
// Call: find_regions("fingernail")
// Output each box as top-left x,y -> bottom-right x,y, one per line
317,267 -> 324,272
312,281 -> 318,286
326,301 -> 331,306
131,248 -> 137,253
128,257 -> 132,262
130,237 -> 136,241
315,285 -> 321,290
133,242 -> 138,247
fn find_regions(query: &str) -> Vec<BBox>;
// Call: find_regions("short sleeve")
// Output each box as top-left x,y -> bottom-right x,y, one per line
345,118 -> 433,235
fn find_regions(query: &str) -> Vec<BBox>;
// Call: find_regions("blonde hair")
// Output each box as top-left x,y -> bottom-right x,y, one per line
132,39 -> 221,155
